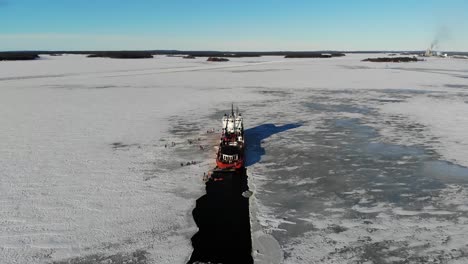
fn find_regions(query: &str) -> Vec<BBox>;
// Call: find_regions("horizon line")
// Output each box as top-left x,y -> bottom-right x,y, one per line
2,49 -> 468,53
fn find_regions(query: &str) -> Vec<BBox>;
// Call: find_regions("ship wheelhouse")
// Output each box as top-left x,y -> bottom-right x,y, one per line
218,145 -> 241,164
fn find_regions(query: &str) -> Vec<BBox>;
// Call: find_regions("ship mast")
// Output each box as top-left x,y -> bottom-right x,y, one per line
232,103 -> 235,134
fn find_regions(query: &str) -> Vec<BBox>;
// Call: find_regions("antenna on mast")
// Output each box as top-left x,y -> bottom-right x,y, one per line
232,103 -> 235,133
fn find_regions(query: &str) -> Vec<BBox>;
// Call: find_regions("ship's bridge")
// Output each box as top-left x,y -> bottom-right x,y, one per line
219,145 -> 240,163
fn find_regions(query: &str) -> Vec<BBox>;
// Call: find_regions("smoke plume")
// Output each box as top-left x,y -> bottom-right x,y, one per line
430,26 -> 450,50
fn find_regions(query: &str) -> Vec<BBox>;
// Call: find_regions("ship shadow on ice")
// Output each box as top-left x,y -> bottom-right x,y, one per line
245,123 -> 302,166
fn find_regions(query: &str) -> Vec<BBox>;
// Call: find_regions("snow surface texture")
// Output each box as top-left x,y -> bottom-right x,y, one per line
1,54 -> 468,263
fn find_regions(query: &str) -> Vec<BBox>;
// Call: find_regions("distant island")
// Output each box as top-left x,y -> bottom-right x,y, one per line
0,52 -> 40,61
362,57 -> 419,63
284,52 -> 345,58
1,50 -> 468,61
87,51 -> 153,59
0,50 -> 347,61
207,57 -> 230,62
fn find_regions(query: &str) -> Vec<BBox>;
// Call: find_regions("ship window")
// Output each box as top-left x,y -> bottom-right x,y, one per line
222,154 -> 238,163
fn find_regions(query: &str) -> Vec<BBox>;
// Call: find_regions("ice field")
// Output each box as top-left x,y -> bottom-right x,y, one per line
1,54 -> 468,263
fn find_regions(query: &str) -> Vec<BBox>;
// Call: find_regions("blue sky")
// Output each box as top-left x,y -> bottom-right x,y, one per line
1,0 -> 467,51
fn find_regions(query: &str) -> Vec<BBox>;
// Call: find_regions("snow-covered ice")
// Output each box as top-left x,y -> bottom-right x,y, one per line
1,54 -> 468,263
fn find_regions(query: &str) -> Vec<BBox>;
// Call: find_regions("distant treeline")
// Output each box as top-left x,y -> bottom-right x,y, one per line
284,53 -> 345,58
156,51 -> 345,58
0,52 -> 40,61
207,57 -> 230,62
87,51 -> 153,59
3,50 -> 468,61
174,51 -> 261,57
362,57 -> 419,63
1,50 -> 347,60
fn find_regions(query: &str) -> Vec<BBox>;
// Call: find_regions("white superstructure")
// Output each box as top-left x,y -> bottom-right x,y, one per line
222,106 -> 244,138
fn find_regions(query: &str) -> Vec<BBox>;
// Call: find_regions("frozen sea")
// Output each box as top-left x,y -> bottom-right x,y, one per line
1,54 -> 468,264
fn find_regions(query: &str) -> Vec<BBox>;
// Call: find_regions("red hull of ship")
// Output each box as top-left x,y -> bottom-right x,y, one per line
216,159 -> 244,170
